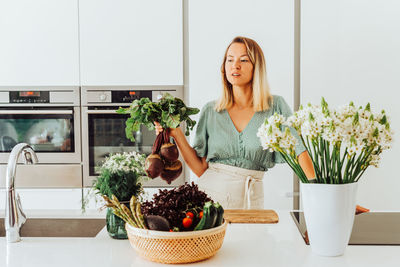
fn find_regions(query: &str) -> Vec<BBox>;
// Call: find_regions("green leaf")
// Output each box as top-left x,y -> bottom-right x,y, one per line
308,112 -> 315,121
352,112 -> 359,125
372,127 -> 379,138
186,107 -> 200,116
164,113 -> 181,128
162,92 -> 175,101
119,93 -> 199,141
379,115 -> 387,125
116,107 -> 128,114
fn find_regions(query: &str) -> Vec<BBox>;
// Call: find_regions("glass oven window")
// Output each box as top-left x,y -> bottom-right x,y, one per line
88,113 -> 155,176
0,113 -> 74,152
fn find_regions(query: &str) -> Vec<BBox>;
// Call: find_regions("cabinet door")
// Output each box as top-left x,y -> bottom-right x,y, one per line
0,0 -> 79,86
301,0 -> 400,210
79,0 -> 183,85
189,0 -> 295,210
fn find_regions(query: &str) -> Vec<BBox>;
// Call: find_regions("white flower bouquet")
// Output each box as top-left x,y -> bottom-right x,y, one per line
93,151 -> 149,201
100,151 -> 148,175
257,98 -> 393,184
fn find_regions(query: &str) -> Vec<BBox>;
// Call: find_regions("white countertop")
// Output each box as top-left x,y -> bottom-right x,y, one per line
1,210 -> 399,267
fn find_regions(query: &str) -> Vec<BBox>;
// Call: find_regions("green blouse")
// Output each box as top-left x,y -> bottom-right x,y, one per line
192,95 -> 306,171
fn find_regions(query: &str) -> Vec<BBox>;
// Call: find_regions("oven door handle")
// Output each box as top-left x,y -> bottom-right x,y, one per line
0,110 -> 73,114
85,110 -> 119,114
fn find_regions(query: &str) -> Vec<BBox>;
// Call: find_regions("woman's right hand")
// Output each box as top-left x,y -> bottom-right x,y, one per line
154,121 -> 207,177
154,122 -> 163,136
154,122 -> 180,138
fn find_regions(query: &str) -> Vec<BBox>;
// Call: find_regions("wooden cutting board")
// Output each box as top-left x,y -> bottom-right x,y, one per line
223,209 -> 279,224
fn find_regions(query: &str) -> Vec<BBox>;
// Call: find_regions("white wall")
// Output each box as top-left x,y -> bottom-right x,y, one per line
188,0 -> 296,210
301,0 -> 400,210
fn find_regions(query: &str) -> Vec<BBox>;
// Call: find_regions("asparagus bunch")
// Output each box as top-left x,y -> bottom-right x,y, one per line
102,194 -> 147,229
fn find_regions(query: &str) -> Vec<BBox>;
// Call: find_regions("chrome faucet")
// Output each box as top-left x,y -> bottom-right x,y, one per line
5,143 -> 38,243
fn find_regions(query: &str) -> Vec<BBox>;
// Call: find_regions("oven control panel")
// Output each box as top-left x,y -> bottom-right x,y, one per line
111,90 -> 152,103
9,91 -> 50,103
82,87 -> 183,107
86,90 -> 154,104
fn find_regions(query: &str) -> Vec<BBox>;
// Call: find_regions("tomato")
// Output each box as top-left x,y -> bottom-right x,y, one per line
169,229 -> 173,232
186,212 -> 194,219
182,217 -> 193,228
199,211 -> 203,219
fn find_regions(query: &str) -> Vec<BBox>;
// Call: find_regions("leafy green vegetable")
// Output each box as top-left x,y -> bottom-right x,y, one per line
93,169 -> 143,201
117,93 -> 199,142
92,151 -> 148,201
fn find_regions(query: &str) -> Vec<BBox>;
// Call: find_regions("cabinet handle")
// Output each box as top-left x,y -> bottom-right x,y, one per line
85,110 -> 118,114
0,110 -> 73,115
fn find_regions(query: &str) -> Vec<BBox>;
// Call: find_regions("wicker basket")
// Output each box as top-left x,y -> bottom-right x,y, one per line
126,221 -> 228,264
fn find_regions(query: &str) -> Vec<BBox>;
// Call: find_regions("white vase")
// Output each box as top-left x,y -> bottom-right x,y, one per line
300,182 -> 358,257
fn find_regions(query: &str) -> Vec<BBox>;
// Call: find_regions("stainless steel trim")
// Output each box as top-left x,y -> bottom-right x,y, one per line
293,0 -> 301,210
81,85 -> 184,106
0,86 -> 80,91
0,110 -> 73,115
0,92 -> 8,103
0,103 -> 79,107
86,91 -> 111,103
81,85 -> 184,91
0,86 -> 80,106
85,109 -> 118,114
81,106 -> 90,187
49,91 -> 77,104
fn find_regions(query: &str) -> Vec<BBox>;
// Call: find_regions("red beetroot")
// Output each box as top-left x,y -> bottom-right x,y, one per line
160,142 -> 179,162
160,160 -> 182,184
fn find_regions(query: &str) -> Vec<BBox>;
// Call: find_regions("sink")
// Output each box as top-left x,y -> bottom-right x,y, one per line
0,218 -> 106,238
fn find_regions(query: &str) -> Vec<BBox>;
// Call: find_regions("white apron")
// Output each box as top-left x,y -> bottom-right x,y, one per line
197,163 -> 265,209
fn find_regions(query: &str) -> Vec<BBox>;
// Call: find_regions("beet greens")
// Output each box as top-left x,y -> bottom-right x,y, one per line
117,93 -> 199,142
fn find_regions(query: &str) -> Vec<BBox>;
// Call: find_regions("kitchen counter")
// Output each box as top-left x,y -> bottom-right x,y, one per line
1,210 -> 399,267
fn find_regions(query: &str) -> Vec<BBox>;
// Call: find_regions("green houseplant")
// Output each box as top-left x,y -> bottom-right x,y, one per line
257,98 -> 393,256
92,151 -> 149,239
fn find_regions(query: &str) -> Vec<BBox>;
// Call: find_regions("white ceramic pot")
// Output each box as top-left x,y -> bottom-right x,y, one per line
300,182 -> 358,257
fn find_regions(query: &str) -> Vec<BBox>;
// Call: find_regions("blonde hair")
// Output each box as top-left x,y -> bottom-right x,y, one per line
215,36 -> 273,112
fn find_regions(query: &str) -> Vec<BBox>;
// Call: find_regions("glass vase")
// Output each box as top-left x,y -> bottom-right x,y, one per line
106,207 -> 128,239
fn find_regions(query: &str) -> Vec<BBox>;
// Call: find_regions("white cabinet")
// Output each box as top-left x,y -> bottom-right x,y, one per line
301,0 -> 400,210
0,189 -> 83,210
188,0 -> 295,210
0,0 -> 80,86
79,0 -> 183,86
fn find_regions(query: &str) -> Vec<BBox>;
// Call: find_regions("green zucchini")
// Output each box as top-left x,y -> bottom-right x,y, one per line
213,202 -> 224,227
194,201 -> 216,230
194,203 -> 209,230
204,202 -> 217,229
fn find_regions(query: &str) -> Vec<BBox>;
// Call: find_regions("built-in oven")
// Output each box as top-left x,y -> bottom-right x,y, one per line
81,86 -> 186,188
0,87 -> 82,188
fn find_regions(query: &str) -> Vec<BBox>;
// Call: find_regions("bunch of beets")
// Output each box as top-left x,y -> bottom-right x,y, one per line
145,129 -> 181,184
117,93 -> 199,184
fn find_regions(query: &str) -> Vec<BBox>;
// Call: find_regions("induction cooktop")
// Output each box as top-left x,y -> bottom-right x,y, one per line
291,211 -> 400,245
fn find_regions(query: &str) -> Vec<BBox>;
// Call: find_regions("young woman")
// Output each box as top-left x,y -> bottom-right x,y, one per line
156,36 -> 315,209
